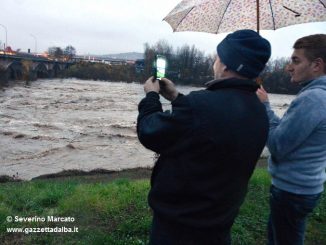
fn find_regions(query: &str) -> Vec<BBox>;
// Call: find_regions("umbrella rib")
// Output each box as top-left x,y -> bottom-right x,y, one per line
175,6 -> 195,31
319,0 -> 326,8
268,0 -> 276,30
216,0 -> 232,34
282,6 -> 301,17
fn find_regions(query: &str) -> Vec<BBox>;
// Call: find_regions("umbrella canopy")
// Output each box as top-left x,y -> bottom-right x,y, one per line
164,0 -> 326,34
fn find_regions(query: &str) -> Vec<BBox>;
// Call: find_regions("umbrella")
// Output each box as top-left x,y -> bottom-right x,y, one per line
164,0 -> 326,34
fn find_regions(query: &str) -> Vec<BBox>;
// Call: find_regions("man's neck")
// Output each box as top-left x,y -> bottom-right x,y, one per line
300,73 -> 326,85
221,71 -> 248,80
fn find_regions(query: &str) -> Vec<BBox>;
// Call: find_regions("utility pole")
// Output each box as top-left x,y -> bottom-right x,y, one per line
30,34 -> 37,54
0,23 -> 8,50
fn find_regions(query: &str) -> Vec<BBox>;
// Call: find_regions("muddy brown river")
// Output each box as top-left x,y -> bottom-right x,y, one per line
0,79 -> 294,180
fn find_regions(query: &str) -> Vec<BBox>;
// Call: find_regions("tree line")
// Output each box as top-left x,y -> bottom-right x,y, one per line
260,58 -> 301,94
58,41 -> 301,95
141,40 -> 214,86
48,45 -> 76,60
63,62 -> 135,82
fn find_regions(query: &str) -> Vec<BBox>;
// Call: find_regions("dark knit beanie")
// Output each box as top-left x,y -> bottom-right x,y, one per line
217,29 -> 271,79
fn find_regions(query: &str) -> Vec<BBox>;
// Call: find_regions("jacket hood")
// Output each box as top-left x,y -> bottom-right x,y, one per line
300,75 -> 326,94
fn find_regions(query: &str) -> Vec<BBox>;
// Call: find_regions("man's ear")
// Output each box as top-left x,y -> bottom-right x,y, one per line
312,58 -> 325,73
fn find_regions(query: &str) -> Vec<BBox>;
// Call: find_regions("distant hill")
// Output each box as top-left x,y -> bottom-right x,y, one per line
99,52 -> 144,60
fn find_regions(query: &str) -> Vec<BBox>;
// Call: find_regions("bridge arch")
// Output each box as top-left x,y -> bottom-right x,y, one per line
49,63 -> 61,77
6,61 -> 23,80
34,63 -> 49,78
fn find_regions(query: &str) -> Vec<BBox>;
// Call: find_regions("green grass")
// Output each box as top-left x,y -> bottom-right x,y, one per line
0,169 -> 325,245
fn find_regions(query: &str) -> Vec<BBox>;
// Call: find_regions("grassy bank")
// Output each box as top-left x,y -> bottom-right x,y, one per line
0,169 -> 325,245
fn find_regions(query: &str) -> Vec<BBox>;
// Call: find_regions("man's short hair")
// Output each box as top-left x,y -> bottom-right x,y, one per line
293,34 -> 326,72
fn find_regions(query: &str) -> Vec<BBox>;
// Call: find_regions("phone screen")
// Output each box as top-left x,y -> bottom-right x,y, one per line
156,55 -> 166,80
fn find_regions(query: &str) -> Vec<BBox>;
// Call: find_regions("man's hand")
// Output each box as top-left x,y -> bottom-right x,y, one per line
256,86 -> 269,103
159,78 -> 179,101
144,76 -> 160,94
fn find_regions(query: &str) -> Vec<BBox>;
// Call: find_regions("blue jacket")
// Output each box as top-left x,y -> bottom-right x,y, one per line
264,75 -> 326,195
137,78 -> 268,229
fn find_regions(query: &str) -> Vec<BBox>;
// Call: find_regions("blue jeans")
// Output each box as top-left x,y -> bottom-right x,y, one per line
268,185 -> 321,245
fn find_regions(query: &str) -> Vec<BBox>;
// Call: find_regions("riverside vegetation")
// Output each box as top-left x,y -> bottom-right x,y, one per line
0,168 -> 325,245
1,40 -> 301,95
62,41 -> 300,95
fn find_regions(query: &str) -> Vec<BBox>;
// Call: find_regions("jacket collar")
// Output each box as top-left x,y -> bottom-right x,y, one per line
205,77 -> 259,92
299,75 -> 326,94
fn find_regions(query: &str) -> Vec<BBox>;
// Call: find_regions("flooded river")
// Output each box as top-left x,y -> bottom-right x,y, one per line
0,79 -> 295,180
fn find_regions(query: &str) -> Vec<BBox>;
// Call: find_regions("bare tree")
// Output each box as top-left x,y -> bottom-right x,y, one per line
64,45 -> 76,60
48,47 -> 64,59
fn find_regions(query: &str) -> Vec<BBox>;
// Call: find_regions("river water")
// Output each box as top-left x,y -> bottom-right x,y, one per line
0,79 -> 295,180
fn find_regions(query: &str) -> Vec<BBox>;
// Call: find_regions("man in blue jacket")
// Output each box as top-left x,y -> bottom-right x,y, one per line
137,30 -> 271,245
257,34 -> 326,245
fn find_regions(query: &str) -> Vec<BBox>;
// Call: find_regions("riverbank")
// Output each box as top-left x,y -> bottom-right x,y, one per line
0,168 -> 325,245
0,158 -> 268,183
0,167 -> 153,183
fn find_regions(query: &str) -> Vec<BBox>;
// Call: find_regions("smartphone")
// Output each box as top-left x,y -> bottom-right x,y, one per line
154,55 -> 167,80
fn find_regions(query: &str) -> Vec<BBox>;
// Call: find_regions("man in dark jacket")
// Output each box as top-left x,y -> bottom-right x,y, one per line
137,29 -> 271,245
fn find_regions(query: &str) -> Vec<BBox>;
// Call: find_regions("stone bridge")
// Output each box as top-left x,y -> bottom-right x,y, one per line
0,54 -> 73,83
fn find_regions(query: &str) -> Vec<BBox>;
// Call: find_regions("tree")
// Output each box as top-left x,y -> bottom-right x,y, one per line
64,45 -> 76,59
142,40 -> 214,85
143,42 -> 156,78
261,58 -> 300,95
48,47 -> 64,58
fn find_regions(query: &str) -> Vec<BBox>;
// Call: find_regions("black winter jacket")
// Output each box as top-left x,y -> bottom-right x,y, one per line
137,78 -> 268,229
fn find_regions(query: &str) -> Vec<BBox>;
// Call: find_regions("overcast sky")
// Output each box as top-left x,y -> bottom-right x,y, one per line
1,0 -> 325,58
